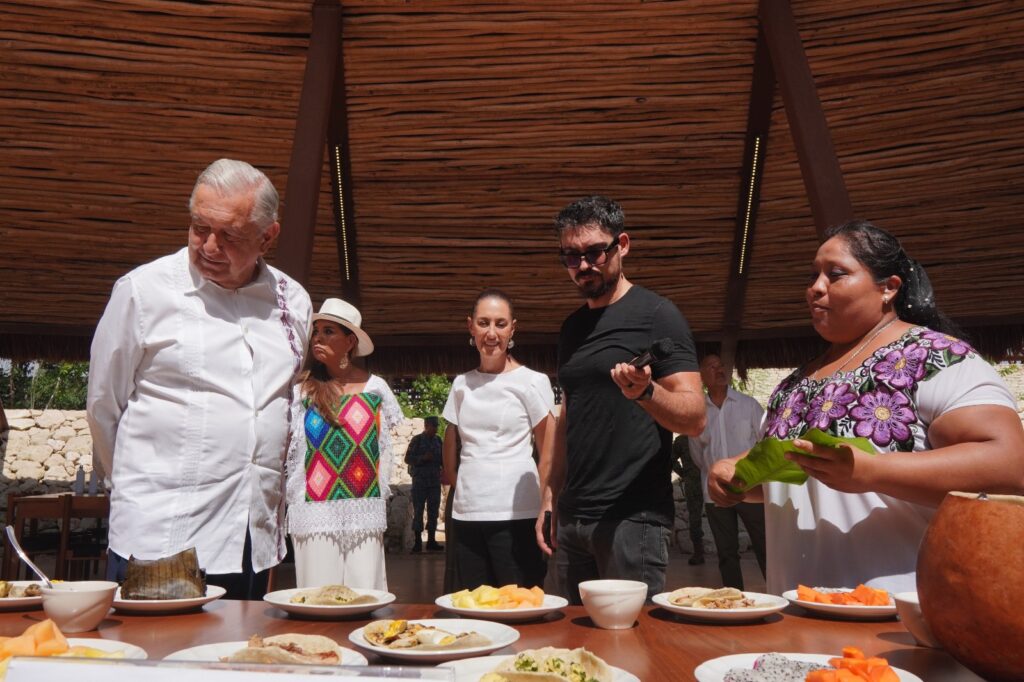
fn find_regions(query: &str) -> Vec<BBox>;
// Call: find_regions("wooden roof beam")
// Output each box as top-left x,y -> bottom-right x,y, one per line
276,0 -> 344,286
720,26 -> 775,374
326,7 -> 362,308
760,0 -> 853,239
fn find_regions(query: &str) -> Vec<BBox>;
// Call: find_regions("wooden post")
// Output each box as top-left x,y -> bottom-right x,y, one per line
0,395 -> 8,433
720,26 -> 776,374
327,20 -> 362,308
760,0 -> 853,239
276,0 -> 344,285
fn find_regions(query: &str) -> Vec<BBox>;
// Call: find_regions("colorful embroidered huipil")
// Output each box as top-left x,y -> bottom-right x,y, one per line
304,393 -> 382,502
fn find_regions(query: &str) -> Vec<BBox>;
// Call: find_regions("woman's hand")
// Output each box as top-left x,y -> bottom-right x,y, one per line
788,439 -> 878,494
707,457 -> 751,507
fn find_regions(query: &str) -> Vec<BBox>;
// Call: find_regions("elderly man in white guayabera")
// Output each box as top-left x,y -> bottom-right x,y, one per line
87,159 -> 311,599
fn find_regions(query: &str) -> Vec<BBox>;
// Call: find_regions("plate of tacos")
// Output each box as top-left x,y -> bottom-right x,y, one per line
164,633 -> 368,665
349,618 -> 519,663
0,581 -> 43,611
264,585 -> 396,618
438,648 -> 639,682
653,587 -> 788,622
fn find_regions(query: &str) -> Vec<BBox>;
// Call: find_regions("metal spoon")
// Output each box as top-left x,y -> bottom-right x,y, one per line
4,525 -> 54,588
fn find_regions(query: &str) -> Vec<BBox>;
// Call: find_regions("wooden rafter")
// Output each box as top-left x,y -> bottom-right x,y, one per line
327,12 -> 362,308
760,0 -> 853,239
720,25 -> 776,374
276,0 -> 345,285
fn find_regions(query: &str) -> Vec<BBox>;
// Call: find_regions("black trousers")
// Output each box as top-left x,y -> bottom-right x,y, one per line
705,502 -> 767,590
451,518 -> 546,590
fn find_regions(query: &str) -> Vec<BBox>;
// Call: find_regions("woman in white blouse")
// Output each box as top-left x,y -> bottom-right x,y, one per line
442,289 -> 556,589
285,298 -> 402,589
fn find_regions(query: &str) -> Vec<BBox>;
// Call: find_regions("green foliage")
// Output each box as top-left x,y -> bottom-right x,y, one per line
395,374 -> 452,419
2,360 -> 90,410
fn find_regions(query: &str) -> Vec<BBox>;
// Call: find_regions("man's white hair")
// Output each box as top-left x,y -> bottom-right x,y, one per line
188,158 -> 279,233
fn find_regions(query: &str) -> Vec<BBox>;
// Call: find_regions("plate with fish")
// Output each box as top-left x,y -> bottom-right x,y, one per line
694,652 -> 922,682
438,648 -> 640,682
0,581 -> 43,611
164,633 -> 367,665
264,585 -> 396,618
112,584 -> 227,614
653,588 -> 788,622
349,618 -> 518,663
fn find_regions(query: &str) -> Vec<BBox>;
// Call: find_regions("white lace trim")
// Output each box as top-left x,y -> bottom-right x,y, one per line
285,375 -> 404,537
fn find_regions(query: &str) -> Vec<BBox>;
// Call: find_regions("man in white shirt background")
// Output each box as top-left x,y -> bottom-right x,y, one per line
87,158 -> 312,599
689,353 -> 767,590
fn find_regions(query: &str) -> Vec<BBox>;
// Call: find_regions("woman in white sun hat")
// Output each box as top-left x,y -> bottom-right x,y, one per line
285,298 -> 402,589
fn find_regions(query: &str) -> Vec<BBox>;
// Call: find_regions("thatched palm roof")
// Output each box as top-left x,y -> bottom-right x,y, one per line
2,0 -> 1022,375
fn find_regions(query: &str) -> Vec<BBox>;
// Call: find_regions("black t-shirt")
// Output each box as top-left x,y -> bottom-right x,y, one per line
556,285 -> 697,526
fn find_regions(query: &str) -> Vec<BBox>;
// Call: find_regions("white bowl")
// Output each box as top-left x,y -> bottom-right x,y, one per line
578,579 -> 647,629
41,580 -> 117,633
894,591 -> 940,648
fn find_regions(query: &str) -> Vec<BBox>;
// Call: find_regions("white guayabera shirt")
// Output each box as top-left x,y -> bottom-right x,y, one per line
87,248 -> 311,574
688,388 -> 765,503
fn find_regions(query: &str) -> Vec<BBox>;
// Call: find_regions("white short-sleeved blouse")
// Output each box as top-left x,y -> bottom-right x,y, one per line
443,366 -> 555,521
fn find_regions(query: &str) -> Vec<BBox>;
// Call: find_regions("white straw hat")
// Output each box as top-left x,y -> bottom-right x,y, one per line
311,298 -> 374,357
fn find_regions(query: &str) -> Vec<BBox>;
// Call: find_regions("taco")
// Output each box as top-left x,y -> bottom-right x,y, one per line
289,584 -> 377,606
485,647 -> 613,682
666,586 -> 714,607
222,633 -> 344,665
363,619 -> 491,650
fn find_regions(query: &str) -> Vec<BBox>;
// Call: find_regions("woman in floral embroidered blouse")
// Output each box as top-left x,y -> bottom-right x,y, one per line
285,299 -> 402,590
708,220 -> 1024,594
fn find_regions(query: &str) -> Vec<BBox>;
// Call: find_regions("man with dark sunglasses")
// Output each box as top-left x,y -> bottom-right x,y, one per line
536,195 -> 706,604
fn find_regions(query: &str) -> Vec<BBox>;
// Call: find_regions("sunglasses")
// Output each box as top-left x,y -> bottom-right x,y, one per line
558,240 -> 619,268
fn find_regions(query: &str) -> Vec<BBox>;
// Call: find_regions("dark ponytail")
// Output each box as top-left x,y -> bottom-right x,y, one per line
824,220 -> 963,337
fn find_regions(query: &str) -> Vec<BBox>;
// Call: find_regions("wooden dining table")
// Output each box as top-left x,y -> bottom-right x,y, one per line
0,600 -> 979,680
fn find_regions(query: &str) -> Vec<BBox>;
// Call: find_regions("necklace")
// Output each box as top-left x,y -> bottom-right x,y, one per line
819,316 -> 898,377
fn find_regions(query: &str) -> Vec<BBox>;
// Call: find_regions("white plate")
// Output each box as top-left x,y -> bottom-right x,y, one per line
349,618 -> 519,663
652,591 -> 788,622
65,638 -> 149,660
0,581 -> 44,611
263,587 -> 396,618
163,640 -> 368,665
694,653 -> 922,682
435,593 -> 568,622
440,654 -> 640,682
782,589 -> 897,619
112,585 -> 227,614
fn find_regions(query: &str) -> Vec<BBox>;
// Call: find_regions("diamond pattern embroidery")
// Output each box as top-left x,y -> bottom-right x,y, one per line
304,392 -> 383,502
306,453 -> 338,502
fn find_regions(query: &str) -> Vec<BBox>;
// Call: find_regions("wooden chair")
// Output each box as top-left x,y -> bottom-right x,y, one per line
3,493 -> 72,580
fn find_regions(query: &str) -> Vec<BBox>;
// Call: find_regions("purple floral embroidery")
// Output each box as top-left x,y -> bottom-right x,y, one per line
850,388 -> 915,446
805,382 -> 857,429
872,342 -> 928,389
921,330 -> 971,356
766,390 -> 808,438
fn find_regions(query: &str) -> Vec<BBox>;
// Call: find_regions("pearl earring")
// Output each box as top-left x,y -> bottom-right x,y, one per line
468,337 -> 475,347
507,338 -> 515,350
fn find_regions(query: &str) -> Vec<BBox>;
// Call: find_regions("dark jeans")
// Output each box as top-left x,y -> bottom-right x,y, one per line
451,518 -> 546,591
705,502 -> 767,590
106,531 -> 269,601
411,483 -> 441,537
555,513 -> 669,605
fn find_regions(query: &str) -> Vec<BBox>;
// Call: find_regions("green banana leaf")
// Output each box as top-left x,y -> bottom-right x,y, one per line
727,428 -> 875,493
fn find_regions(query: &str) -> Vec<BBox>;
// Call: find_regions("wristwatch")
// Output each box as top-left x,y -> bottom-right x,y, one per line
636,382 -> 655,401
